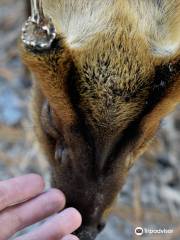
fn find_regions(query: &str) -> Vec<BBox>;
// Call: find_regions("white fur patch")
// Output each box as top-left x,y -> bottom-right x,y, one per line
152,42 -> 180,56
43,0 -> 115,47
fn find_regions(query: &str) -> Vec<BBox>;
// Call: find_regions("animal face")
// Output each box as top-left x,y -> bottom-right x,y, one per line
21,1 -> 180,239
39,36 -> 179,240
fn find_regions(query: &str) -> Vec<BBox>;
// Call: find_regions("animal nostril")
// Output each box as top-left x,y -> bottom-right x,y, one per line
97,221 -> 106,232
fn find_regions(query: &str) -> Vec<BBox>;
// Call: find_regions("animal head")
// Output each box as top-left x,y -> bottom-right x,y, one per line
21,1 -> 180,239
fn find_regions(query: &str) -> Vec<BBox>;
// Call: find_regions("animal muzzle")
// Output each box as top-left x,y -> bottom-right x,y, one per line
76,222 -> 106,240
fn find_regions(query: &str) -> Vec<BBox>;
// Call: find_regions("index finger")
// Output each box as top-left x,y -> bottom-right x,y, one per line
0,174 -> 45,211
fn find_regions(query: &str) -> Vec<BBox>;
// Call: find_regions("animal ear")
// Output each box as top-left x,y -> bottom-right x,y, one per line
133,56 -> 180,164
136,0 -> 180,56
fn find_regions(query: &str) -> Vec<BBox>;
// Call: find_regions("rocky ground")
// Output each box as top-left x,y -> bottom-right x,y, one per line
0,1 -> 179,239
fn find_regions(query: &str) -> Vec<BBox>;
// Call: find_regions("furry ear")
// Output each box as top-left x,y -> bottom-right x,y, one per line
133,0 -> 180,56
132,56 -> 180,164
150,0 -> 180,56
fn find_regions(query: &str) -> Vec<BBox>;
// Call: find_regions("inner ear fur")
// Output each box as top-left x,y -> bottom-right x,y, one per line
131,55 -> 180,162
132,0 -> 180,56
141,55 -> 180,138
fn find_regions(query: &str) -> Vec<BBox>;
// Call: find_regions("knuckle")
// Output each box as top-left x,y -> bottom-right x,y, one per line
0,183 -> 9,210
0,208 -> 24,237
12,211 -> 26,231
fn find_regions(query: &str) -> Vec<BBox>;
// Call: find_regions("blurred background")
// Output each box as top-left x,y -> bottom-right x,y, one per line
0,0 -> 179,239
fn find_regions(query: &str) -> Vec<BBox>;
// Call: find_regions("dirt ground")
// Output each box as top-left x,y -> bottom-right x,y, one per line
0,1 -> 179,239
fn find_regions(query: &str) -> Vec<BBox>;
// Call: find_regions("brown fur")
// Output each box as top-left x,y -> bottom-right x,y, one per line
20,0 -> 180,239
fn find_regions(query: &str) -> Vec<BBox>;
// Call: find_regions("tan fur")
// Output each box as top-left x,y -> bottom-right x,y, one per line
20,1 -> 180,239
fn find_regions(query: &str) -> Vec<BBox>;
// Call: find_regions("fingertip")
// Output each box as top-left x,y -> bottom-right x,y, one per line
61,234 -> 79,240
27,174 -> 45,191
48,189 -> 66,210
64,208 -> 82,228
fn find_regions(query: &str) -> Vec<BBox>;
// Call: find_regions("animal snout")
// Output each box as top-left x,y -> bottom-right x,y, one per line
76,221 -> 106,240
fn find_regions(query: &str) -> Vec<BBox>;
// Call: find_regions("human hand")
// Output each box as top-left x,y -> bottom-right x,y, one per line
0,174 -> 82,240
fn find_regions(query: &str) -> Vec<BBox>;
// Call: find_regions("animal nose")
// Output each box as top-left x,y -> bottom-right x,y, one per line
97,220 -> 106,232
76,221 -> 106,240
76,227 -> 98,240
